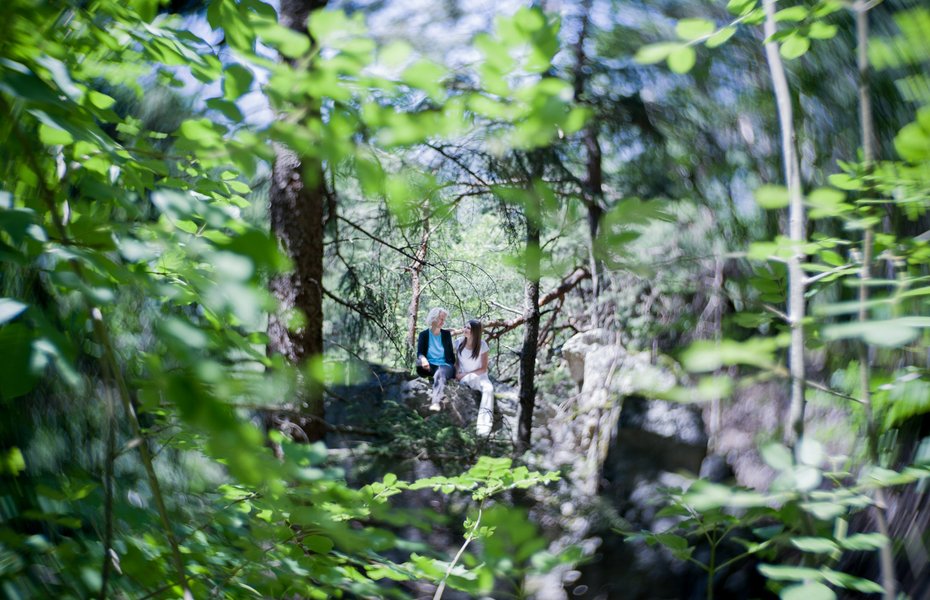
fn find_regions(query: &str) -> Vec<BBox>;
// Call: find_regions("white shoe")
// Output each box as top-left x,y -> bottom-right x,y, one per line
429,402 -> 441,412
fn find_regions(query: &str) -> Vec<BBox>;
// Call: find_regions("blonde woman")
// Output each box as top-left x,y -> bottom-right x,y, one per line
455,320 -> 494,436
416,307 -> 456,411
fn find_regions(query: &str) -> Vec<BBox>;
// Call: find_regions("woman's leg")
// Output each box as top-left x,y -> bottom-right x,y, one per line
476,376 -> 495,436
460,374 -> 495,435
430,365 -> 454,409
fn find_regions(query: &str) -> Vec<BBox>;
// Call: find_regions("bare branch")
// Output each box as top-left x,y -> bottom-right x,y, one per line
484,267 -> 590,340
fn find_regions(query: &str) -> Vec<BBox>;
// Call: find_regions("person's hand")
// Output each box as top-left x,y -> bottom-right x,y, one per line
419,357 -> 429,369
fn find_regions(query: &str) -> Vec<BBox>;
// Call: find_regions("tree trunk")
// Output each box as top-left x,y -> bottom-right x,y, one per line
854,5 -> 896,598
763,0 -> 806,447
517,196 -> 541,451
572,0 -> 604,321
268,0 -> 328,442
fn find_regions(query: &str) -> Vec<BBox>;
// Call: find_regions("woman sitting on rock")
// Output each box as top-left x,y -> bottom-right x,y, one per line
455,319 -> 495,436
416,307 -> 456,412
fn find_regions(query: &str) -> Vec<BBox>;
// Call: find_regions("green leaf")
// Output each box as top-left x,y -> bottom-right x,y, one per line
895,115 -> 930,163
801,501 -> 847,520
681,338 -> 779,372
0,447 -> 26,476
808,22 -> 838,40
178,118 -> 224,148
304,535 -> 334,554
823,320 -> 919,347
808,187 -> 849,218
839,533 -> 888,551
827,173 -> 862,190
727,0 -> 757,16
402,59 -> 446,101
755,184 -> 789,209
379,40 -> 412,67
255,22 -> 311,58
781,582 -> 835,600
38,123 -> 74,146
0,298 -> 27,324
812,1 -> 844,17
780,34 -> 810,60
820,569 -> 883,593
88,91 -> 116,109
706,27 -> 737,48
634,43 -> 679,65
761,443 -> 793,471
758,564 -> 824,581
667,46 -> 696,74
775,6 -> 809,22
206,98 -> 244,121
224,64 -> 254,100
791,537 -> 839,554
675,19 -> 715,41
0,323 -> 36,400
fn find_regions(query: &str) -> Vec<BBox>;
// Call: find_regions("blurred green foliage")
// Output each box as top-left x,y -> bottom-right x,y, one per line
0,0 -> 577,597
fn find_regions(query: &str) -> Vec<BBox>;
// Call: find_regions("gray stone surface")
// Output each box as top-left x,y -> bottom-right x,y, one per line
524,329 -> 707,599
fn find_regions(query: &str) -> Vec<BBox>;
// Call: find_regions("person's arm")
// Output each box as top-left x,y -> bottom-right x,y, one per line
417,331 -> 429,368
471,351 -> 489,376
443,330 -> 456,367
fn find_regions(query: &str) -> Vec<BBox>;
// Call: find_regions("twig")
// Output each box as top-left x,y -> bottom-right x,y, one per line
762,303 -> 790,323
433,503 -> 484,600
99,383 -> 116,600
804,263 -> 854,286
489,299 -> 523,316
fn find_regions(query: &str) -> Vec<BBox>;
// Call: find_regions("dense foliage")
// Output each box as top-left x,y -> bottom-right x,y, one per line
2,0 -> 930,598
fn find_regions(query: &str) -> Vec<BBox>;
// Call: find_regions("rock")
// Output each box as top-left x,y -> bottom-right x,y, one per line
525,329 -> 707,600
561,328 -> 613,388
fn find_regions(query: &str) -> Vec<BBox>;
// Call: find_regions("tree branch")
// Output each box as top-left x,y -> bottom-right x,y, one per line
484,267 -> 590,340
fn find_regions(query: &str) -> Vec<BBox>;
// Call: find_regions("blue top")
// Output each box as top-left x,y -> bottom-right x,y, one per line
427,331 -> 448,366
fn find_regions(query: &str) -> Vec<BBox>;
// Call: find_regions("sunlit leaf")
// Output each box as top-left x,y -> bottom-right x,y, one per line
780,582 -> 835,600
667,46 -> 696,74
224,64 -> 254,100
727,0 -> 757,16
755,184 -> 789,209
706,27 -> 737,48
791,537 -> 839,554
780,34 -> 810,60
634,43 -> 679,65
775,6 -> 809,22
676,19 -> 715,41
808,22 -> 838,40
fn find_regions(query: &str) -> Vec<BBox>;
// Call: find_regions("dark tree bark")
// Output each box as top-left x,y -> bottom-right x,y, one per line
517,162 -> 543,451
268,0 -> 329,442
572,0 -> 605,314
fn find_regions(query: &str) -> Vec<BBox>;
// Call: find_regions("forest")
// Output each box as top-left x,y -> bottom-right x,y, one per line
1,0 -> 929,598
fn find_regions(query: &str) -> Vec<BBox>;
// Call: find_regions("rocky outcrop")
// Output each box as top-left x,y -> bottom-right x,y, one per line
524,329 -> 707,600
320,333 -> 713,599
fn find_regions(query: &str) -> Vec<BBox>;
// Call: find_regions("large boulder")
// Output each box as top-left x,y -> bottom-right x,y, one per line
525,329 -> 707,600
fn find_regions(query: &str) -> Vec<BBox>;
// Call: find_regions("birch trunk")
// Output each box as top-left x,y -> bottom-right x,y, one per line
763,0 -> 806,446
855,5 -> 896,598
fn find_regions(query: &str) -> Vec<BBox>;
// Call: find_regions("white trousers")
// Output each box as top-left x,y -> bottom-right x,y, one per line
460,373 -> 494,436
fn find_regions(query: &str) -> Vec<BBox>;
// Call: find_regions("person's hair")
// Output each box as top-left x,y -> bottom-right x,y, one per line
457,320 -> 483,360
426,307 -> 448,329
